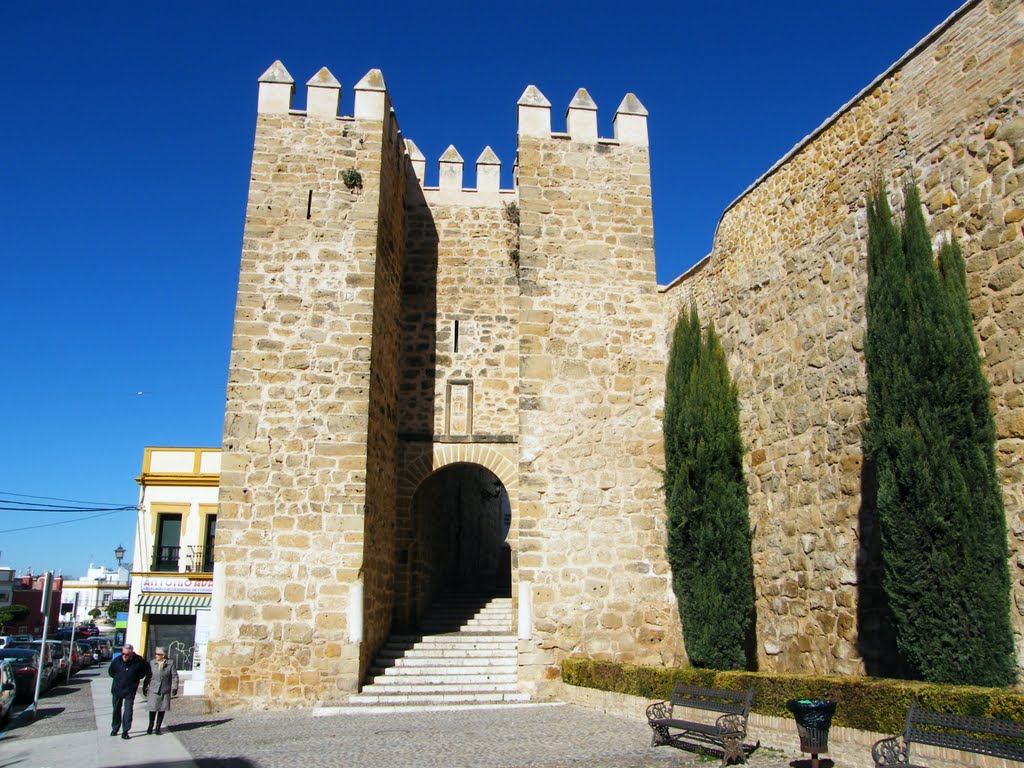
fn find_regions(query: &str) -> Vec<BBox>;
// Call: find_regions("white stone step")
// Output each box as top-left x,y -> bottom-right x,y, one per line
374,661 -> 514,675
385,638 -> 516,651
362,681 -> 521,694
346,691 -> 531,705
379,641 -> 512,651
430,607 -> 511,614
368,671 -> 519,685
357,593 -> 523,709
425,611 -> 511,618
376,651 -> 516,663
373,659 -> 516,671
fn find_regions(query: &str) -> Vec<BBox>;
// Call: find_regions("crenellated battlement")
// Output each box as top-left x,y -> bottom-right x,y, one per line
404,139 -> 516,206
517,85 -> 648,146
256,60 -> 394,125
254,62 -> 648,208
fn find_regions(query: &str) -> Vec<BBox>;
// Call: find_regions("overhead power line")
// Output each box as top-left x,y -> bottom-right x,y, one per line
0,509 -> 129,534
0,504 -> 136,513
0,490 -> 136,532
0,490 -> 131,506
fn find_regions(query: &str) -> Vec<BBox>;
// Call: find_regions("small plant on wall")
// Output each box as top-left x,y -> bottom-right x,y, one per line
503,201 -> 520,273
663,304 -> 756,670
341,168 -> 363,191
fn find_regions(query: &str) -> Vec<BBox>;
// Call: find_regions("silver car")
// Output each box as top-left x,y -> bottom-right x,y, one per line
0,659 -> 16,723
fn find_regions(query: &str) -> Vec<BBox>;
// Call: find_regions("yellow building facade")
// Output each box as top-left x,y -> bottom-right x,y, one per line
127,447 -> 220,694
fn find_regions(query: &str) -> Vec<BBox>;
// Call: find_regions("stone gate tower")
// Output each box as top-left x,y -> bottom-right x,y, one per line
205,0 -> 1024,709
205,63 -> 685,708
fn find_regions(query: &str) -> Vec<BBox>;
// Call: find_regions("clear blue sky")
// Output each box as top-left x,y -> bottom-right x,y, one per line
1,0 -> 965,577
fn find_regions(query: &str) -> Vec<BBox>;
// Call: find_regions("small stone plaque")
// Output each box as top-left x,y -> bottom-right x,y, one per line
446,381 -> 473,436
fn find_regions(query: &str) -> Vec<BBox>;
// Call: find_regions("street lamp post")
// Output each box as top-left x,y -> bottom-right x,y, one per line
114,545 -> 125,568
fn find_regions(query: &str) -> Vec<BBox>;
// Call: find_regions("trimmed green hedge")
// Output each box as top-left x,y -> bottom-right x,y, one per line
562,658 -> 1024,734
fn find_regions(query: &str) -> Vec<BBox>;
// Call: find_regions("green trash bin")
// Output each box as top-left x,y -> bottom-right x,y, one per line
786,699 -> 837,766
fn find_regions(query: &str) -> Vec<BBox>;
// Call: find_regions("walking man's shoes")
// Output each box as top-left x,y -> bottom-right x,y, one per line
110,730 -> 118,736
121,733 -> 130,740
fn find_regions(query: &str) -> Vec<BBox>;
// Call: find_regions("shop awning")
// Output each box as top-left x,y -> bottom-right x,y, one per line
135,594 -> 211,615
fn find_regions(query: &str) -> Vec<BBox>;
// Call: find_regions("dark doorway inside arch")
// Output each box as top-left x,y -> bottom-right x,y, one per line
397,463 -> 511,632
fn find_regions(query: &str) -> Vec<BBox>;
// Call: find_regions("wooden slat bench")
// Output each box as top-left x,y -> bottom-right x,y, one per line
646,683 -> 755,766
872,703 -> 1024,767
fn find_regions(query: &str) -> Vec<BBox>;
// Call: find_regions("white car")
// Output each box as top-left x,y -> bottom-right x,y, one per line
0,659 -> 15,723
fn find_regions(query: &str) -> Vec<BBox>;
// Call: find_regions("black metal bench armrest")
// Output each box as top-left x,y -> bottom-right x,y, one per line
716,713 -> 747,739
872,735 -> 908,767
646,701 -> 671,723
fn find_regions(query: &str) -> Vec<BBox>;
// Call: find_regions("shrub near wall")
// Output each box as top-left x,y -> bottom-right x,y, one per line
562,658 -> 1024,735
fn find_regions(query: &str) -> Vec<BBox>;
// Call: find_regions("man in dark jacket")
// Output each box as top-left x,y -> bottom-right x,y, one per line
108,643 -> 151,739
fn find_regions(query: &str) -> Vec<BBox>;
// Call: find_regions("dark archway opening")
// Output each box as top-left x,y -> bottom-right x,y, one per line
399,463 -> 511,632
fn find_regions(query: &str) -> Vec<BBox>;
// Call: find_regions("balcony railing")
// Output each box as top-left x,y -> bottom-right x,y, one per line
151,545 -> 181,572
186,546 -> 214,573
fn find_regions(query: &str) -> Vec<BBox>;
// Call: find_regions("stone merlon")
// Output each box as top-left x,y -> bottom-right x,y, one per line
257,60 -> 295,114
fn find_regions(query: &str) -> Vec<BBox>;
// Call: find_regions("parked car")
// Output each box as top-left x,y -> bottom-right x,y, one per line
0,634 -> 32,647
67,640 -> 80,673
44,640 -> 70,683
92,638 -> 113,660
74,638 -> 94,667
0,648 -> 43,701
0,659 -> 15,723
5,641 -> 56,692
71,640 -> 93,668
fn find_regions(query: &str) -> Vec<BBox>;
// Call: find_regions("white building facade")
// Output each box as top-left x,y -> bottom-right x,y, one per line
60,565 -> 130,623
0,568 -> 13,612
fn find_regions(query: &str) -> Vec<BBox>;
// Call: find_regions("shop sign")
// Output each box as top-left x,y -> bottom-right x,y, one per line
140,577 -> 213,594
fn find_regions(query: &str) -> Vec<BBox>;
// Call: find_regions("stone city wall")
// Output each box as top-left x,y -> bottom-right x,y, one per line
663,0 -> 1024,676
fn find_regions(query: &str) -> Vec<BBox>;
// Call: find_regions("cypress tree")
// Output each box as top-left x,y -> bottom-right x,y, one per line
664,305 -> 755,670
865,180 -> 1015,686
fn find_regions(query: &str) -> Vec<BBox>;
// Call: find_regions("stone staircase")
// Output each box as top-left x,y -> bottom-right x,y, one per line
345,593 -> 527,708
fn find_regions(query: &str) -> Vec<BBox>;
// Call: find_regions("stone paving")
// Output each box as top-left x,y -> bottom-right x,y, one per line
1,662 -> 102,743
1,664 -> 812,768
170,698 -> 804,768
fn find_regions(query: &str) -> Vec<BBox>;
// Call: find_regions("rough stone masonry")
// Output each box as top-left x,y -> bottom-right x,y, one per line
206,0 -> 1024,708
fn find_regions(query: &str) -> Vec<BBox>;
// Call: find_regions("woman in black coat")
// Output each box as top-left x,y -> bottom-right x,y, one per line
143,647 -> 178,735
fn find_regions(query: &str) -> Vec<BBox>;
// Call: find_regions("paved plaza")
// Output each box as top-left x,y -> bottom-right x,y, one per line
0,666 -> 806,768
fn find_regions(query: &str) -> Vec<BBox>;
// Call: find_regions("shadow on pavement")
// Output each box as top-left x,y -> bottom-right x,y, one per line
106,761 -> 257,768
44,682 -> 87,697
167,717 -> 233,732
659,737 -> 763,763
790,760 -> 834,768
2,705 -> 66,732
33,705 -> 68,720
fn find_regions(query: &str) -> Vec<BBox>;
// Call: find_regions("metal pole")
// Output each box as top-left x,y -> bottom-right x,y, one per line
66,593 -> 79,683
31,571 -> 54,718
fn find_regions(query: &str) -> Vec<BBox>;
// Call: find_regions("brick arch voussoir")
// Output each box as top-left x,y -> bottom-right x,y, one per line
399,443 -> 517,501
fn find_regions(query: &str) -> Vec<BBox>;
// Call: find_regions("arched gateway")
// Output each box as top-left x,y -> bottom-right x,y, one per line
205,61 -> 687,710
394,444 -> 517,634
